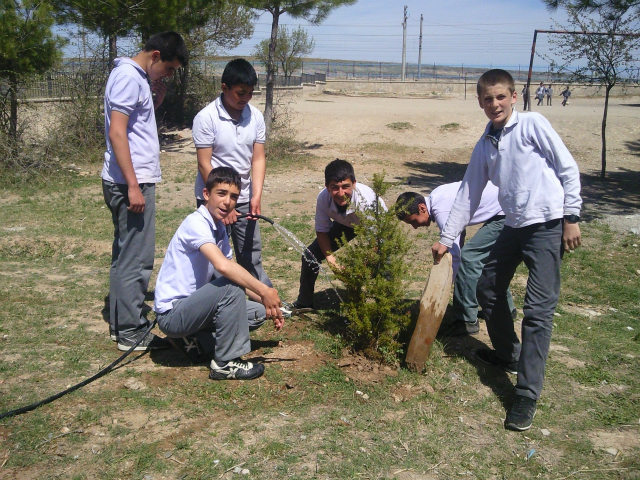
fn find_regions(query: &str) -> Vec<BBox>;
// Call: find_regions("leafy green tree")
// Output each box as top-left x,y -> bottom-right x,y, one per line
543,0 -> 639,16
0,0 -> 64,143
332,173 -> 411,362
241,0 -> 357,134
253,25 -> 314,79
545,8 -> 640,177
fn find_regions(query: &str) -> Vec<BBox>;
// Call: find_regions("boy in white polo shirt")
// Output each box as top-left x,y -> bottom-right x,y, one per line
396,181 -> 515,336
432,69 -> 582,431
154,167 -> 284,380
294,159 -> 386,309
102,32 -> 188,352
192,59 -> 271,289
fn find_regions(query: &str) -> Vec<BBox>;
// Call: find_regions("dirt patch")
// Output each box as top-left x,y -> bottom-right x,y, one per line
262,340 -> 330,373
589,429 -> 640,455
337,353 -> 399,383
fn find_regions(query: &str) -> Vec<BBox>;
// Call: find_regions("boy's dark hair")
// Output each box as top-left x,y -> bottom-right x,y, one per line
144,31 -> 189,66
395,192 -> 426,220
221,59 -> 258,88
206,167 -> 241,192
325,159 -> 355,185
476,69 -> 515,96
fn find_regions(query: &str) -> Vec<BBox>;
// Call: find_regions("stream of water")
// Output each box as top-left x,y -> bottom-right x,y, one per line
270,222 -> 344,304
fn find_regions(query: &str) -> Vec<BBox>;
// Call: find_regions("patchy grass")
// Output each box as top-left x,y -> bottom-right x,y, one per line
0,165 -> 639,479
386,122 -> 414,131
441,122 -> 461,130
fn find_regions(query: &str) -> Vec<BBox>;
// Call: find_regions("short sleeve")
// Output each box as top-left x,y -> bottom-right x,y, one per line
314,190 -> 333,233
181,216 -> 215,252
192,110 -> 216,148
108,74 -> 140,116
254,110 -> 266,144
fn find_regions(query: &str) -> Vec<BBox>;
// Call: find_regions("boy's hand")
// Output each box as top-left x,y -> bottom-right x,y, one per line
221,209 -> 239,226
261,287 -> 284,331
248,196 -> 262,220
562,222 -> 581,252
127,185 -> 146,213
151,80 -> 167,109
431,242 -> 449,265
326,254 -> 344,273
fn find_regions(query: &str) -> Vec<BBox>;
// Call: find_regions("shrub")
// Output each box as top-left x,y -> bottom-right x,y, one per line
333,172 -> 411,363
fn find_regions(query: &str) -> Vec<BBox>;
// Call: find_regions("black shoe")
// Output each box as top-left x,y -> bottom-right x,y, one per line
117,331 -> 172,352
168,336 -> 209,363
476,349 -> 518,375
505,395 -> 537,431
439,319 -> 479,336
292,300 -> 314,310
209,358 -> 265,380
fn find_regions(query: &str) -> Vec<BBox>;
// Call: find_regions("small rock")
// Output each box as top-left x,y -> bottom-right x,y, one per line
458,416 -> 464,423
449,372 -> 459,381
241,469 -> 250,475
161,149 -> 166,153
1,335 -> 7,340
3,226 -> 25,232
609,307 -> 618,312
123,378 -> 147,391
554,312 -> 561,317
604,447 -> 618,456
144,476 -> 154,480
630,228 -> 639,235
214,459 -> 219,464
64,254 -> 75,260
233,466 -> 242,474
588,327 -> 592,330
632,244 -> 638,247
91,445 -> 101,455
362,394 -> 369,400
164,451 -> 173,458
287,247 -> 293,251
425,385 -> 435,394
300,435 -> 307,440
636,270 -> 640,276
626,326 -> 634,331
541,429 -> 551,436
61,427 -> 71,434
359,447 -> 367,453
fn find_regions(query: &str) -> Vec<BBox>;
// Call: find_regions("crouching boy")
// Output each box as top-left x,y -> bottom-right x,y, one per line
294,159 -> 386,309
154,167 -> 284,380
432,69 -> 582,431
396,181 -> 515,336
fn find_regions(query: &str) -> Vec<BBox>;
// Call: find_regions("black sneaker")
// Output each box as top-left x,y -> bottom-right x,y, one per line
439,319 -> 479,336
209,358 -> 265,380
168,336 -> 209,363
117,331 -> 172,352
505,395 -> 537,431
292,300 -> 314,310
476,348 -> 518,375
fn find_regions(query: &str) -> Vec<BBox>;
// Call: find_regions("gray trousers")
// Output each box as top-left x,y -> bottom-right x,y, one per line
452,215 -> 515,324
102,180 -> 155,337
197,200 -> 272,288
296,222 -> 356,306
477,219 -> 563,400
156,277 -> 267,362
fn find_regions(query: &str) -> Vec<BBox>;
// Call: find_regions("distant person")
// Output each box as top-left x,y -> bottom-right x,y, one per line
293,159 -> 386,309
102,31 -> 188,351
396,184 -> 516,336
546,84 -> 553,106
521,84 -> 530,110
154,167 -> 284,380
561,86 -> 571,106
192,59 -> 271,289
535,82 -> 545,106
432,69 -> 582,432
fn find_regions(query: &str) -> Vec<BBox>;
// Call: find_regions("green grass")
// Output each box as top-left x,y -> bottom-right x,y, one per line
0,171 -> 639,479
385,122 -> 414,130
441,122 -> 461,130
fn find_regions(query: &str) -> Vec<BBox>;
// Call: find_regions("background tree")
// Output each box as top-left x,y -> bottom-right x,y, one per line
241,0 -> 357,135
0,0 -> 64,145
253,25 -> 314,79
545,8 -> 640,178
543,0 -> 639,16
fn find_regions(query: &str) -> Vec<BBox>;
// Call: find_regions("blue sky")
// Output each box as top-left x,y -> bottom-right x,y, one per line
225,0 -> 569,69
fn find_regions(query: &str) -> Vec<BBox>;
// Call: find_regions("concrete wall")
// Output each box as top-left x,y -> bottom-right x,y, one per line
314,80 -> 640,99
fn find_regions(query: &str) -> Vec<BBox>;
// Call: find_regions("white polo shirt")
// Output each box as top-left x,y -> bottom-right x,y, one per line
102,58 -> 161,185
426,181 -> 503,279
154,206 -> 233,314
192,95 -> 266,203
315,183 -> 387,233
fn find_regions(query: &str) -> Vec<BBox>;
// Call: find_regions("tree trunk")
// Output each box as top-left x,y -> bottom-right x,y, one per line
264,7 -> 280,136
600,85 -> 612,179
177,62 -> 190,127
8,74 -> 18,144
108,34 -> 118,71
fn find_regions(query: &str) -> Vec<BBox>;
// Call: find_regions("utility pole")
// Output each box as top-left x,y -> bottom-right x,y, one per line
401,5 -> 408,81
417,14 -> 423,80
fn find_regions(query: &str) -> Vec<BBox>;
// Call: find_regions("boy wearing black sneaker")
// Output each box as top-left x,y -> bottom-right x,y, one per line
154,167 -> 284,380
432,70 -> 582,431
